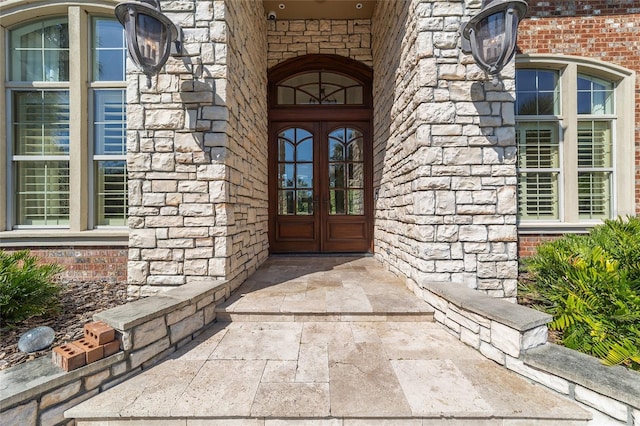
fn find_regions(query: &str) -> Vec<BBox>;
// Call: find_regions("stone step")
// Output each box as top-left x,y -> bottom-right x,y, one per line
215,310 -> 435,322
75,416 -> 589,425
65,321 -> 591,426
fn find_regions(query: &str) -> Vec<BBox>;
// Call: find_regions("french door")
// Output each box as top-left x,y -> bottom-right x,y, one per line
269,121 -> 372,253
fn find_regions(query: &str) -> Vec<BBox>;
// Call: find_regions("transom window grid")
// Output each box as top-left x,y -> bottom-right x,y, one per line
6,12 -> 127,230
10,18 -> 70,82
276,72 -> 364,105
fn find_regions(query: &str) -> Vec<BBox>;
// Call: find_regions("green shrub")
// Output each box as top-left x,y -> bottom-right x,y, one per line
520,217 -> 640,371
0,250 -> 65,324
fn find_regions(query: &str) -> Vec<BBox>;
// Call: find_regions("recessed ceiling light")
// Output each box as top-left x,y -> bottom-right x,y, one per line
278,3 -> 285,9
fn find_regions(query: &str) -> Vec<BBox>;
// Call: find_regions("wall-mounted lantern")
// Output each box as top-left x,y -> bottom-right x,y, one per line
115,0 -> 183,88
461,0 -> 528,79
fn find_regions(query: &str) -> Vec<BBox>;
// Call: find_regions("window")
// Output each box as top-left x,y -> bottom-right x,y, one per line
10,19 -> 71,226
516,55 -> 636,230
576,75 -> 613,220
276,72 -> 364,105
516,70 -> 560,220
92,18 -> 127,226
4,11 -> 127,232
277,128 -> 314,215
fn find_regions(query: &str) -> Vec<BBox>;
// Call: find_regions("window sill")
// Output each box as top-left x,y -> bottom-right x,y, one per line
0,229 -> 129,247
517,222 -> 600,235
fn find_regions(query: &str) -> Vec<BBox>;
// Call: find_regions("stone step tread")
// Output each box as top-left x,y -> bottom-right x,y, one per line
216,311 -> 435,322
75,417 -> 589,425
65,321 -> 591,425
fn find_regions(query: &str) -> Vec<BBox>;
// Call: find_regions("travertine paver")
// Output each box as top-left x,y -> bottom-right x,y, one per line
391,359 -> 492,416
170,359 -> 266,417
329,339 -> 413,417
209,322 -> 302,360
67,257 -> 589,424
120,360 -> 204,417
68,321 -> 589,422
217,256 -> 433,318
251,382 -> 331,417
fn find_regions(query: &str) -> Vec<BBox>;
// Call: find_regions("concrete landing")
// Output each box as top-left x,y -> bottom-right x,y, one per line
66,256 -> 590,425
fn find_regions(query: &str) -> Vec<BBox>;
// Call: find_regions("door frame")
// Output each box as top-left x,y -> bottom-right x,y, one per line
267,55 -> 374,253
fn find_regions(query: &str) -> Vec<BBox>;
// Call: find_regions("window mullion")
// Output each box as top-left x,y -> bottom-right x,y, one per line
0,27 -> 7,231
68,7 -> 89,231
562,63 -> 579,223
615,74 -> 636,217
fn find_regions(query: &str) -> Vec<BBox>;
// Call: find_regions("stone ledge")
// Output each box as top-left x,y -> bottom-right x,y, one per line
0,352 -> 125,410
1,278 -> 230,424
523,343 -> 640,410
422,281 -> 552,331
95,279 -> 228,330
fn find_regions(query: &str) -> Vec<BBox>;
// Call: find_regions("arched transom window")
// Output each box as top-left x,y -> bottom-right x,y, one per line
276,71 -> 364,105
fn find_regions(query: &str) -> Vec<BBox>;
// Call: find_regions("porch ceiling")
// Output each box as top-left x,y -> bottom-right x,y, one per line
262,0 -> 376,19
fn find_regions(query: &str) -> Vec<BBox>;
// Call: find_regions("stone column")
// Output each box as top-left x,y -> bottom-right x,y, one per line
372,0 -> 518,299
127,0 -> 268,296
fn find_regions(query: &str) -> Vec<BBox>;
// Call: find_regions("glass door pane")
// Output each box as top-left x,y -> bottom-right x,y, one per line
328,127 -> 364,215
277,128 -> 314,215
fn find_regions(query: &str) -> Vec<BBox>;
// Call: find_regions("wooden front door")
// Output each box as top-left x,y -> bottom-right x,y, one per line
268,55 -> 373,253
269,121 -> 372,253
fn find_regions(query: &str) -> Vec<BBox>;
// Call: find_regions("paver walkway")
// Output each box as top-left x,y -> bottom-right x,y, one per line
67,256 -> 590,425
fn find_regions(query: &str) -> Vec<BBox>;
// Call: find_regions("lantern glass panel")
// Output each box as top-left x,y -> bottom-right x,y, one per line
475,12 -> 507,66
135,13 -> 167,67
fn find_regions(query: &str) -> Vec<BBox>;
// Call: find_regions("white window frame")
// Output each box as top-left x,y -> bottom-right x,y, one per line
516,54 -> 636,234
0,4 -> 128,245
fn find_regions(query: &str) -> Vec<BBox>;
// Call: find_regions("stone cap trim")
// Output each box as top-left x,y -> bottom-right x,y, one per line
0,353 -> 125,410
422,281 -> 552,331
523,343 -> 640,409
94,280 -> 229,330
0,230 -> 128,247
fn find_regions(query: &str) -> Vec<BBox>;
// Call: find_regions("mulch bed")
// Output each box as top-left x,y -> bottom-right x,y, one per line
0,280 -> 133,371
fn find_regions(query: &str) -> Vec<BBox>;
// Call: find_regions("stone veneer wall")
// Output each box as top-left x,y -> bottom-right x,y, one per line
372,0 -> 519,299
127,0 -> 269,296
266,19 -> 373,68
224,0 -> 269,288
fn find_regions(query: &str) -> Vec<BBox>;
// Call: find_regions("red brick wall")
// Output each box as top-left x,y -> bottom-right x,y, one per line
526,0 -> 640,17
516,2 -> 640,256
2,247 -> 128,283
518,234 -> 567,257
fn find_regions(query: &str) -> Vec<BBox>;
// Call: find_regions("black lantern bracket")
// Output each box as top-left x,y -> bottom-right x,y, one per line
115,0 -> 184,88
460,0 -> 528,81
